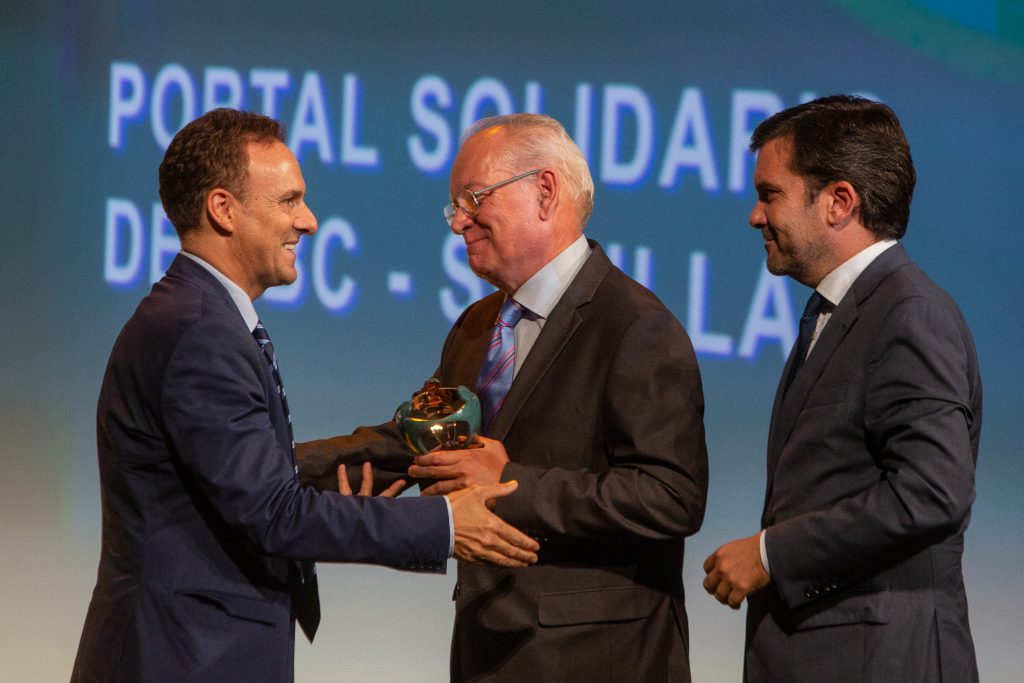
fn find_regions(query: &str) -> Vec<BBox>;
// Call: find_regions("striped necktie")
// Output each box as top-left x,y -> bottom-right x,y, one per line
476,298 -> 525,433
252,321 -> 321,641
253,321 -> 294,449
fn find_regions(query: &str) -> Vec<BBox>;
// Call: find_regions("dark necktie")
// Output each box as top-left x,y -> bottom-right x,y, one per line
784,291 -> 826,395
476,298 -> 525,433
253,321 -> 321,641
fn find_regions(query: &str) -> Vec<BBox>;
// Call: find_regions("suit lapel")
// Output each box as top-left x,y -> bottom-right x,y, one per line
767,301 -> 858,475
487,241 -> 611,441
765,244 -> 911,490
449,293 -> 503,389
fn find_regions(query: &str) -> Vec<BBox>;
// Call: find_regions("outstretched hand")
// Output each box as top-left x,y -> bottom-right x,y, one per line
337,462 -> 405,498
447,480 -> 539,567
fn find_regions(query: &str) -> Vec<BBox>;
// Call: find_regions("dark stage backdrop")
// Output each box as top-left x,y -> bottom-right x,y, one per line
2,1 -> 1021,680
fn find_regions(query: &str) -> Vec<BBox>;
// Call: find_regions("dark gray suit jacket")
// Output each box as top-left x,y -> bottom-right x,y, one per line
73,255 -> 449,682
311,242 -> 709,681
745,244 -> 982,683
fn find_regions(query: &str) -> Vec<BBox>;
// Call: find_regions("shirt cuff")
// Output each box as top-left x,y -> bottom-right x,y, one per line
444,495 -> 455,558
759,529 -> 770,576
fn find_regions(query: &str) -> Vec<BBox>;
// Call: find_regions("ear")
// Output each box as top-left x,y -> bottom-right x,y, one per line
824,180 -> 860,228
536,169 -> 559,221
206,188 -> 236,234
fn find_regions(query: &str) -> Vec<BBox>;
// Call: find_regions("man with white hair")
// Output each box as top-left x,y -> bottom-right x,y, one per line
405,113 -> 710,681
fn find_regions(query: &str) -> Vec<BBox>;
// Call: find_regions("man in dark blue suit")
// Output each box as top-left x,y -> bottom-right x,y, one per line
72,108 -> 539,682
703,96 -> 981,682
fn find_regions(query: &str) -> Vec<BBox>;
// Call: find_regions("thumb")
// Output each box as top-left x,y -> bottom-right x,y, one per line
481,479 -> 519,501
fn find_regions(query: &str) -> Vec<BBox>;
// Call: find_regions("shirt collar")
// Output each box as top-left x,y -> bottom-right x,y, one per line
180,251 -> 260,332
512,235 -> 591,318
816,239 -> 897,307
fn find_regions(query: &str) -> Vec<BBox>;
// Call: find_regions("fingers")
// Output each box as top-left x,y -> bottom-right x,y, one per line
702,567 -> 720,595
714,578 -> 732,605
339,462 -> 403,498
420,480 -> 459,496
703,551 -> 730,604
702,539 -> 767,609
409,452 -> 464,481
704,567 -> 740,608
413,451 -> 464,467
379,479 -> 406,498
455,518 -> 540,568
450,481 -> 539,567
337,463 -> 352,496
358,462 -> 374,496
493,519 -> 540,558
407,463 -> 456,480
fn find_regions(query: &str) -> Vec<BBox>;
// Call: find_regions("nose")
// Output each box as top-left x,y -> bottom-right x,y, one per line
296,202 -> 318,235
448,207 -> 471,236
749,201 -> 766,229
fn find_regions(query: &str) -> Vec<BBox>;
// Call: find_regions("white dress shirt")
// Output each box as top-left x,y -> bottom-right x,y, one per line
507,234 -> 591,376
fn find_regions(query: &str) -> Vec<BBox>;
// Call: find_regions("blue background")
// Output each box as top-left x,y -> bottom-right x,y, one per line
1,1 -> 1021,679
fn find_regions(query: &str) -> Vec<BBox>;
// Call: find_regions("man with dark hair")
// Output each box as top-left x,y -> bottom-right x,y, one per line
72,108 -> 538,682
703,95 -> 981,682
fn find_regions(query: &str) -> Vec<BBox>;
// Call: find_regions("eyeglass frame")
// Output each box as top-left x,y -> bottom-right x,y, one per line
443,169 -> 541,226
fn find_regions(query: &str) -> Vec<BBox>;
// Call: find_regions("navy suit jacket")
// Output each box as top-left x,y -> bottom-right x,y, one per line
73,255 -> 449,682
745,244 -> 982,683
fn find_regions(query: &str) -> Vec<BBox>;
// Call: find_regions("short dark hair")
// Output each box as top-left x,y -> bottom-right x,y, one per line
158,108 -> 285,237
750,95 -> 915,240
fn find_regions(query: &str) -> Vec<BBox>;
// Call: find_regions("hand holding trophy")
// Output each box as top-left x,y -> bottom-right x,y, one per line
396,381 -> 533,564
394,379 -> 482,454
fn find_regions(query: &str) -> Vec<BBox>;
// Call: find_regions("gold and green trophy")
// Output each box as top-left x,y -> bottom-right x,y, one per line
394,379 -> 482,454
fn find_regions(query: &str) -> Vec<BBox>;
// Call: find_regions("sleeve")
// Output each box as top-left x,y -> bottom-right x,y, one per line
495,307 -> 709,543
160,314 -> 449,572
767,295 -> 978,609
295,423 -> 412,493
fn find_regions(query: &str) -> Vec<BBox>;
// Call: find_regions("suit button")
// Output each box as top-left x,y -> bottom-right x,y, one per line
804,589 -> 814,598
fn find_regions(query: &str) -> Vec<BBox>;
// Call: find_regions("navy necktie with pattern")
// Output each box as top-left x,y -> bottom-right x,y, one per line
253,321 -> 321,641
476,298 -> 526,434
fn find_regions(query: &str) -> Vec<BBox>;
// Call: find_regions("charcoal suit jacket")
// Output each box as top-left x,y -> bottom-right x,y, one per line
306,241 -> 709,681
73,255 -> 449,682
744,243 -> 982,683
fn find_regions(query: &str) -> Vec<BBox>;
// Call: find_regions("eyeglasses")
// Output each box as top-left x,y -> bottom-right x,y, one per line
443,169 -> 540,226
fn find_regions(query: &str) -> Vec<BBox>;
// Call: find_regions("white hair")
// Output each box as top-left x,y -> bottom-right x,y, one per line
462,113 -> 595,226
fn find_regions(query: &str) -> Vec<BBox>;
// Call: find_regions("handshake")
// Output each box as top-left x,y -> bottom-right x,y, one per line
334,380 -> 539,568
